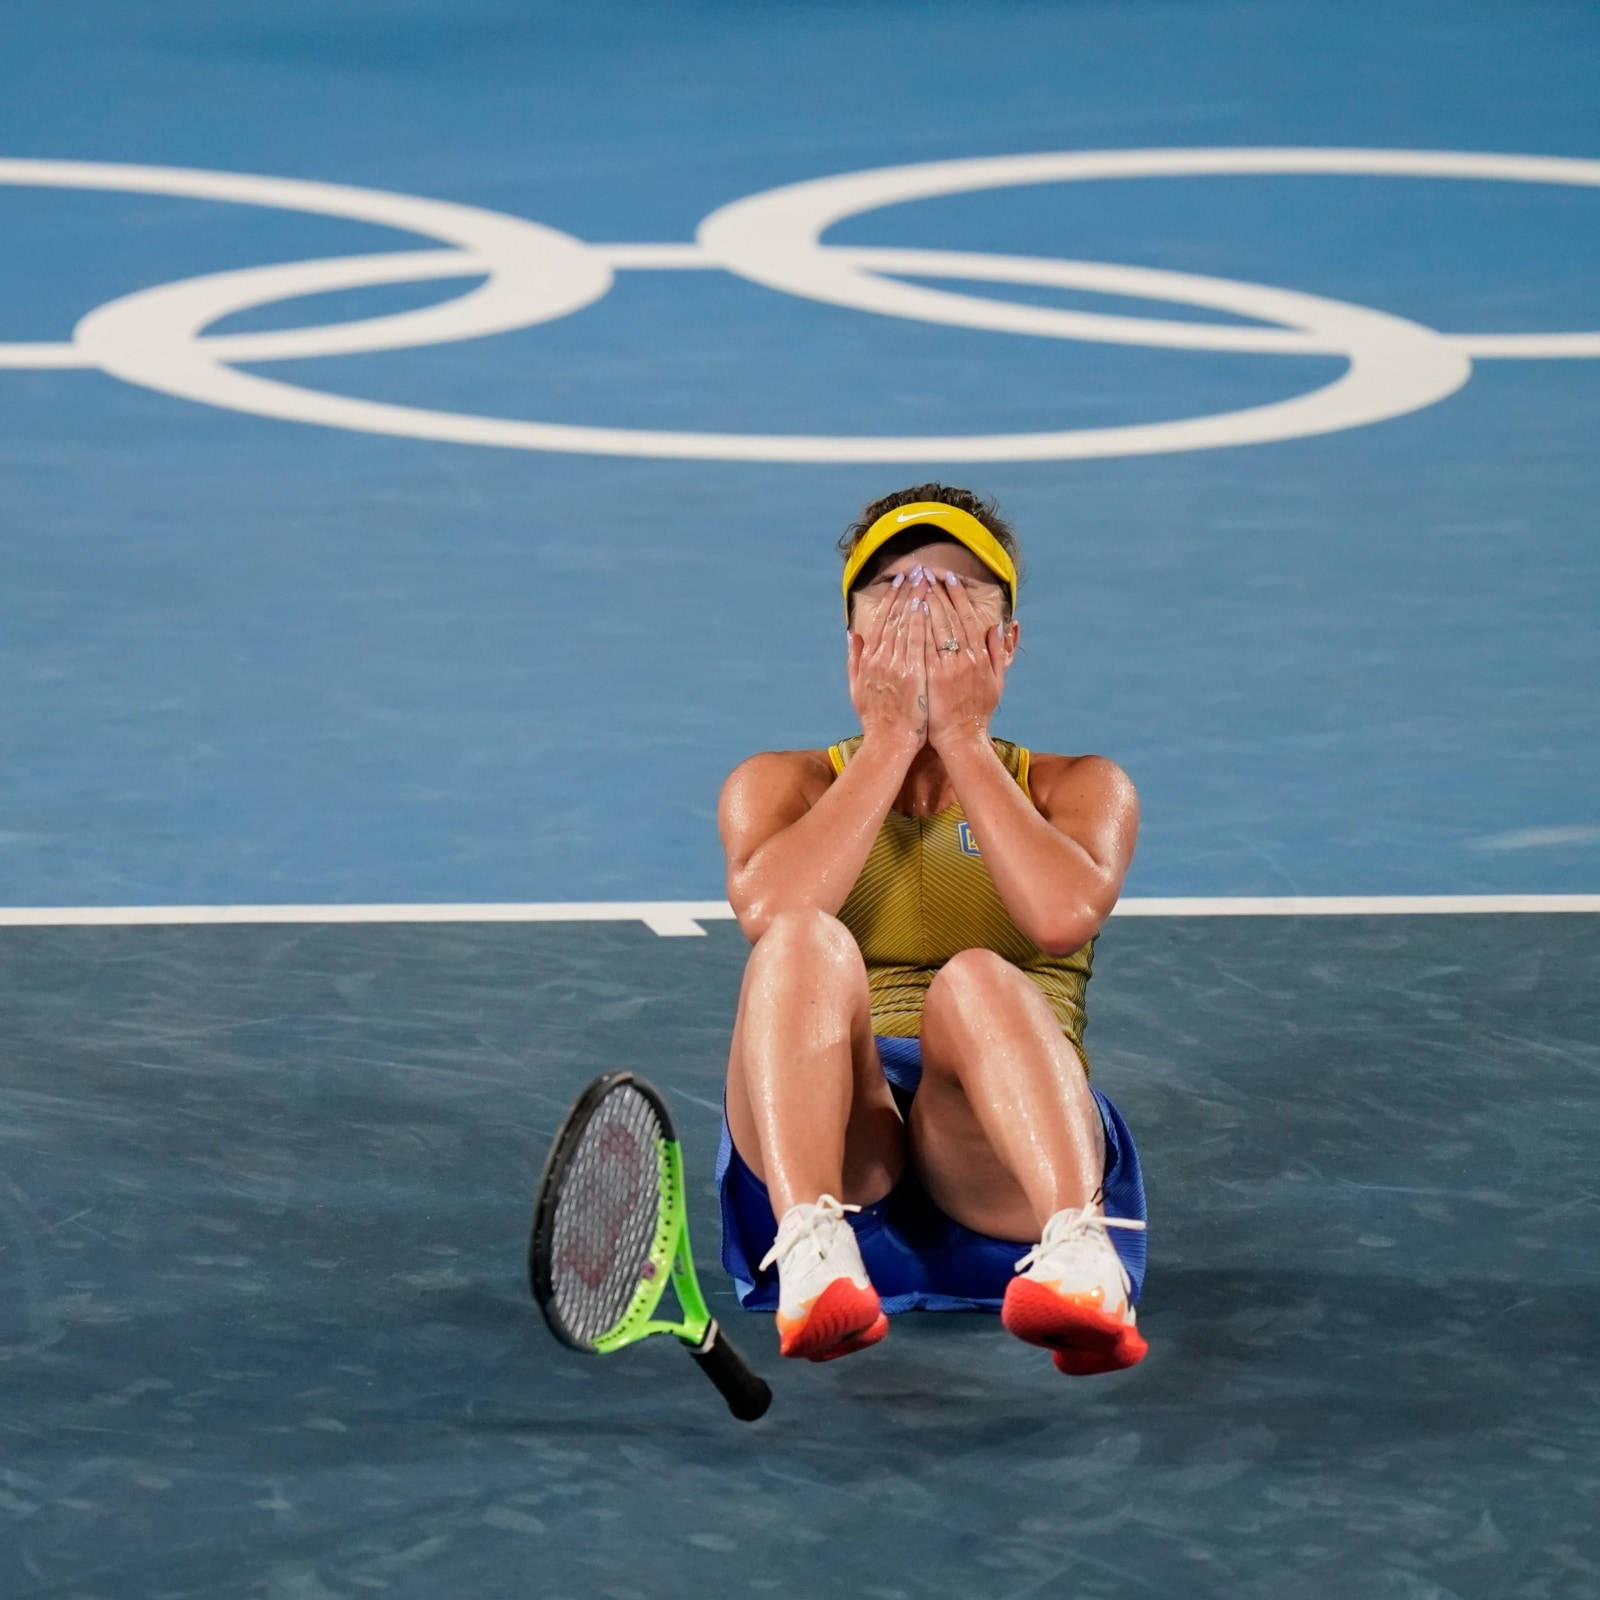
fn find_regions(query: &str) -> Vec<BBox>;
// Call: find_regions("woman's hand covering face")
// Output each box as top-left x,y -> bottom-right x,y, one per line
922,570 -> 1008,752
847,575 -> 929,748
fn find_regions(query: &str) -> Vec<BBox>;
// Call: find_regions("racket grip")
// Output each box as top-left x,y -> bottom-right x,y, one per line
690,1320 -> 772,1422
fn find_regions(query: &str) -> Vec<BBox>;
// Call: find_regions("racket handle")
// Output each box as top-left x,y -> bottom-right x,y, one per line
690,1320 -> 772,1422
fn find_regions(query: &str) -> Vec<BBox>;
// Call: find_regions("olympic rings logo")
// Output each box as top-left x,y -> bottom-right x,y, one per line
3,148 -> 1598,462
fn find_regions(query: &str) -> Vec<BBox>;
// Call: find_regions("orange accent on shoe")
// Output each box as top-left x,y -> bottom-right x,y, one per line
774,1277 -> 885,1362
812,1312 -> 889,1362
1001,1276 -> 1148,1376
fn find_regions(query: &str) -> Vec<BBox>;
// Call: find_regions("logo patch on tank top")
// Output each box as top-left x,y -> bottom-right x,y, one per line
957,821 -> 981,856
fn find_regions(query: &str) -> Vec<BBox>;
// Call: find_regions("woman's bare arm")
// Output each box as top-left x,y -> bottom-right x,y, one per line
719,577 -> 929,943
922,571 -> 1138,954
938,742 -> 1138,955
717,733 -> 921,942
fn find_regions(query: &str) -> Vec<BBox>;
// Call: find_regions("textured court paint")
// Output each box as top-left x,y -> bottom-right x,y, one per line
2,1 -> 1598,903
0,917 -> 1596,1597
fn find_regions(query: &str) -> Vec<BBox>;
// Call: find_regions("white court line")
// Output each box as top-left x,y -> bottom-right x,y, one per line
1109,895 -> 1600,917
0,901 -> 736,937
0,896 -> 1595,936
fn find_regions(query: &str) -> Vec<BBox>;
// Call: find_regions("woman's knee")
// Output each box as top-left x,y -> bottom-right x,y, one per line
924,947 -> 1019,1023
920,948 -> 1049,1080
748,907 -> 864,983
733,909 -> 870,1059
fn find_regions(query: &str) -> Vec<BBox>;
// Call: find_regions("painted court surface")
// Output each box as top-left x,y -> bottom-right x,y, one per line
2,3 -> 1598,1596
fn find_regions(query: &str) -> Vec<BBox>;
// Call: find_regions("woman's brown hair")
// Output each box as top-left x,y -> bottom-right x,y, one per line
838,483 -> 1021,621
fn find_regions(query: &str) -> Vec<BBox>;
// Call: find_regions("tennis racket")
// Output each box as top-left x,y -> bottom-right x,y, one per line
529,1071 -> 772,1422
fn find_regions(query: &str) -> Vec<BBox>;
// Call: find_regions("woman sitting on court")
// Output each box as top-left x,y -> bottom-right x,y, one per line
715,484 -> 1149,1375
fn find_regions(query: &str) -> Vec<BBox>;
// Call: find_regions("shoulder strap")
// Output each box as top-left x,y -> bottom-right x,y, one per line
827,735 -> 863,776
989,738 -> 1033,801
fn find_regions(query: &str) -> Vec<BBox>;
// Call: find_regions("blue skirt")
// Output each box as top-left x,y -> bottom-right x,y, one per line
715,1036 -> 1147,1314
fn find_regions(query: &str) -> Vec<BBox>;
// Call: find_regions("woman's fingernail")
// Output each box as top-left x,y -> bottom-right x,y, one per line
891,572 -> 905,589
944,570 -> 959,587
910,564 -> 924,585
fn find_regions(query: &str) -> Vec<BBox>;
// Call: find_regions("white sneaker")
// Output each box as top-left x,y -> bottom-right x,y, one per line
1001,1205 -> 1148,1375
758,1194 -> 887,1361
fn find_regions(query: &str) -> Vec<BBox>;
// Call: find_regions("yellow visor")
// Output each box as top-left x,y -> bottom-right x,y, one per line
841,502 -> 1017,619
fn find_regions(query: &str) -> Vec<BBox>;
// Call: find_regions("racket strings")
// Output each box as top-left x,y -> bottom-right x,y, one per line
550,1085 -> 666,1346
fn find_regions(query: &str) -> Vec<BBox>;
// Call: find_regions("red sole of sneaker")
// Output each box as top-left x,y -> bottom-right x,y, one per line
812,1312 -> 889,1362
1001,1277 -> 1148,1376
776,1278 -> 886,1362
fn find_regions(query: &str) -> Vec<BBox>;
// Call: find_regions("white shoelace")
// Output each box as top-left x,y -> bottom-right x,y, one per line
1014,1205 -> 1147,1296
758,1193 -> 862,1273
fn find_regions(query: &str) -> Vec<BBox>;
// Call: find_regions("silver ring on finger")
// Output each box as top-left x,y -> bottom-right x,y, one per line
939,638 -> 961,652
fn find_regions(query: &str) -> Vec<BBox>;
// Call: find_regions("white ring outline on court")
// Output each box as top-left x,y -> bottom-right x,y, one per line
1,148 -> 1597,462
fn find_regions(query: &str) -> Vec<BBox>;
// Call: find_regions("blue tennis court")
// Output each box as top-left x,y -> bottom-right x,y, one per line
2,2 -> 1597,1596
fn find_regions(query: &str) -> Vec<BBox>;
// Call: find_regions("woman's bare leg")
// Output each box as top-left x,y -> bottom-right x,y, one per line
724,908 -> 905,1215
910,948 -> 1105,1241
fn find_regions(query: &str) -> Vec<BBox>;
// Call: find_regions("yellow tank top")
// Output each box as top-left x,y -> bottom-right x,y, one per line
826,735 -> 1095,1062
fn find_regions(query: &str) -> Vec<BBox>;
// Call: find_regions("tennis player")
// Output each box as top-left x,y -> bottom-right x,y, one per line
715,485 -> 1148,1376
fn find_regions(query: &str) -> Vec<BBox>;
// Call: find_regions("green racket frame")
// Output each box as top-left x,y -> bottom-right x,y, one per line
592,1136 -> 710,1352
